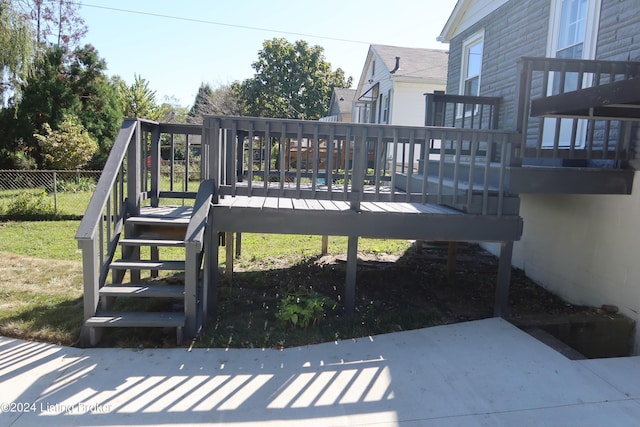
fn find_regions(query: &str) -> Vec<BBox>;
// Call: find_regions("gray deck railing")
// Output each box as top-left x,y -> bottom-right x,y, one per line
516,56 -> 640,164
424,91 -> 501,130
203,116 -> 521,216
75,119 -> 213,341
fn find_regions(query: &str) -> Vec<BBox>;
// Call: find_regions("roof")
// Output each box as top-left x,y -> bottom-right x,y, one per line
370,44 -> 449,81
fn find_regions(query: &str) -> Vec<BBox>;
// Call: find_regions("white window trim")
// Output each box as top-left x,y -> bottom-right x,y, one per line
546,0 -> 601,61
459,29 -> 485,97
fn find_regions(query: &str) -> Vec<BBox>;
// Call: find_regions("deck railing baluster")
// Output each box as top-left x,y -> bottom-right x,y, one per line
406,130 -> 415,203
248,123 -> 254,194
280,123 -> 286,196
327,127 -> 335,197
421,129 -> 431,205
264,121 -> 270,193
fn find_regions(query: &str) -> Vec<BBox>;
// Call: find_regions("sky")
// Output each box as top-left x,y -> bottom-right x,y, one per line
78,0 -> 459,108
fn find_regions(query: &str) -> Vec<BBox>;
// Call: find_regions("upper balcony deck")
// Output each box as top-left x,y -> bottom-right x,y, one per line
423,57 -> 639,195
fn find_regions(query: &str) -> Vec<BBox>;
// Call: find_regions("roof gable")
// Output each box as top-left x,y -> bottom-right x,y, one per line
329,88 -> 356,115
370,44 -> 449,80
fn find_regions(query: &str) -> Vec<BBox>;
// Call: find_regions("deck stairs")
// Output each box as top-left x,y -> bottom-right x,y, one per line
84,205 -> 195,344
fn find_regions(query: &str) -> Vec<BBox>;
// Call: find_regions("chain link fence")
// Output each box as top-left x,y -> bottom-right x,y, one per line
0,170 -> 102,219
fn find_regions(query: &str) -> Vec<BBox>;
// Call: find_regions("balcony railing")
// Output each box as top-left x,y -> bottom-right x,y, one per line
425,91 -> 501,130
516,56 -> 640,165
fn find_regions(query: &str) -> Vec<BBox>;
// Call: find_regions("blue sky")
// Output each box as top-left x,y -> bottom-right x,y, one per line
79,0 -> 458,108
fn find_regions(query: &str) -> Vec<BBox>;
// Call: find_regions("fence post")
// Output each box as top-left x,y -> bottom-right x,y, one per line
52,171 -> 58,214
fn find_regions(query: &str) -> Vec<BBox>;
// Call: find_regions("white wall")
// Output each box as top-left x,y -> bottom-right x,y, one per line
390,82 -> 443,126
510,172 -> 640,354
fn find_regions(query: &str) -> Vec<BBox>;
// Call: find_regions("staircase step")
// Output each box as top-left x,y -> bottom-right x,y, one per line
126,216 -> 190,227
99,284 -> 184,298
119,238 -> 185,247
110,260 -> 186,271
85,312 -> 185,328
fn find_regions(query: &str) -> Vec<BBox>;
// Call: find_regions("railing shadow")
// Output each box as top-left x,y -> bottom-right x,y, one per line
0,334 -> 401,425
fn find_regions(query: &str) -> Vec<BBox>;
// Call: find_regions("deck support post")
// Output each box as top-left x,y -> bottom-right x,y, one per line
184,242 -> 199,340
206,222 -> 219,323
321,235 -> 329,255
447,242 -> 458,283
345,235 -> 358,316
78,237 -> 103,346
225,232 -> 234,281
235,232 -> 242,258
494,241 -> 514,317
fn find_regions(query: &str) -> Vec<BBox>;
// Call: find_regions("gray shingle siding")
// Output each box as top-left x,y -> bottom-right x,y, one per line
597,0 -> 640,62
447,0 -> 551,131
447,0 -> 639,132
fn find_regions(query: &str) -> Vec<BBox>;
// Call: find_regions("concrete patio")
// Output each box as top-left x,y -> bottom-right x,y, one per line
1,318 -> 639,426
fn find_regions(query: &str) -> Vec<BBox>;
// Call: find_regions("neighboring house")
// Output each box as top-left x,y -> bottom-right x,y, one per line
438,0 -> 640,354
353,44 -> 449,126
320,88 -> 356,122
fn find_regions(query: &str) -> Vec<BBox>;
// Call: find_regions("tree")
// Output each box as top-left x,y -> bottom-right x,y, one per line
115,74 -> 164,120
187,83 -> 240,124
234,38 -> 352,119
34,113 -> 97,169
158,95 -> 189,123
12,44 -> 121,168
13,0 -> 86,50
0,0 -> 34,104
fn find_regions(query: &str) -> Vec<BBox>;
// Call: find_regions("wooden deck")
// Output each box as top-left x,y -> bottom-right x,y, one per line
212,196 -> 522,242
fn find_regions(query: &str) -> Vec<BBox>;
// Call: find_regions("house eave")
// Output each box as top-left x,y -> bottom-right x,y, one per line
439,0 -> 510,42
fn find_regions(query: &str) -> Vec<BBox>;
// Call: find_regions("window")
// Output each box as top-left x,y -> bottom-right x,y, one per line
556,0 -> 587,59
461,31 -> 484,97
543,0 -> 601,147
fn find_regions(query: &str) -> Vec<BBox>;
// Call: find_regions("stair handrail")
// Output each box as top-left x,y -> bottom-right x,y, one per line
75,119 -> 141,341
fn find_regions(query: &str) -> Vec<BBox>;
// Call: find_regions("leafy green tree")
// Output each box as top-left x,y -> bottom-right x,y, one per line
234,38 -> 352,119
33,113 -> 97,169
158,95 -> 189,123
187,83 -> 240,123
0,0 -> 34,104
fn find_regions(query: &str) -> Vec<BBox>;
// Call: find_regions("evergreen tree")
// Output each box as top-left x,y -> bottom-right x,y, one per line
13,44 -> 121,168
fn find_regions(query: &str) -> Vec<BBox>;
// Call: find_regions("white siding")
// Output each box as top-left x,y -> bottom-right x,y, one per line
389,82 -> 443,126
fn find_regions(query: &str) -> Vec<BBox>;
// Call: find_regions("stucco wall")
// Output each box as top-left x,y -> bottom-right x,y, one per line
512,171 -> 640,354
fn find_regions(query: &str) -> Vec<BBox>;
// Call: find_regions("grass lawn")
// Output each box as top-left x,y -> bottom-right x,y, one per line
0,219 -> 591,350
0,219 -> 430,348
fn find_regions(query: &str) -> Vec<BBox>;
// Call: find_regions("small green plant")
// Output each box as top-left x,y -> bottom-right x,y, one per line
275,291 -> 335,329
49,176 -> 96,193
5,190 -> 56,219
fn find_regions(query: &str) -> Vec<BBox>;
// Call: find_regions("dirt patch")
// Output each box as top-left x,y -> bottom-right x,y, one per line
192,242 -> 625,352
